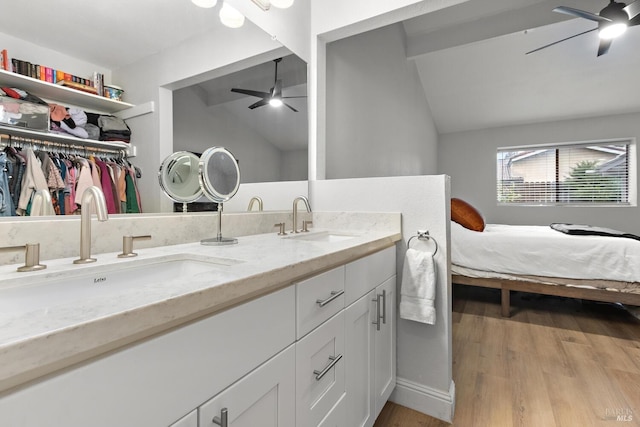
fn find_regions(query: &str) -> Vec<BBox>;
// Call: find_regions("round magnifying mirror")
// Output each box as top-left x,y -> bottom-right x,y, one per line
199,146 -> 240,203
199,147 -> 241,245
158,151 -> 202,212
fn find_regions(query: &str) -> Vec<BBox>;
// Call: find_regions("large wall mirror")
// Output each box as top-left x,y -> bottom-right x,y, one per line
172,53 -> 308,212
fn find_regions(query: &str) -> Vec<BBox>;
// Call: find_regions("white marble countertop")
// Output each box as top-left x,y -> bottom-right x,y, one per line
0,226 -> 401,393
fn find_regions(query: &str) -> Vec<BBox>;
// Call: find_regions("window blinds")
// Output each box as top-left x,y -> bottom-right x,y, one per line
497,141 -> 630,205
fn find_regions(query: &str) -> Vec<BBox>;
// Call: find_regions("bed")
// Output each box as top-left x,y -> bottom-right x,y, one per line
449,202 -> 640,317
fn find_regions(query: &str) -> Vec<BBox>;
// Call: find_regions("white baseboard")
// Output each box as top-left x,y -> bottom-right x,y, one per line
389,377 -> 455,422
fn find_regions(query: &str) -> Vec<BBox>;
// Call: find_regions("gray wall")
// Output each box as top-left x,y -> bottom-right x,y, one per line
173,87 -> 283,183
326,23 -> 439,179
438,112 -> 640,235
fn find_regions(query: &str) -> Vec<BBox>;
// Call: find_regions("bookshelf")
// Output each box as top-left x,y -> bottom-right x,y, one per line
0,69 -> 133,113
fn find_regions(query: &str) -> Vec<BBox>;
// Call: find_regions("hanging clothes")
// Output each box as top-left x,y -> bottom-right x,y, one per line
17,148 -> 53,215
0,152 -> 14,216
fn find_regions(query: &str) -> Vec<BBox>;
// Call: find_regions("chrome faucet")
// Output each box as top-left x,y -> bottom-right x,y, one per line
292,195 -> 311,233
74,186 -> 109,264
247,196 -> 263,212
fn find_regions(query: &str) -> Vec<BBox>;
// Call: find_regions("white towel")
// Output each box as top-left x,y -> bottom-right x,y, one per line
399,248 -> 436,325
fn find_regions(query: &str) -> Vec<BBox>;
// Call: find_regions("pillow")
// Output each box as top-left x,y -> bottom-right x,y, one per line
451,198 -> 485,232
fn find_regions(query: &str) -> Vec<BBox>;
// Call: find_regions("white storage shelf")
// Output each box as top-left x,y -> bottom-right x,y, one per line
0,69 -> 134,154
0,69 -> 133,113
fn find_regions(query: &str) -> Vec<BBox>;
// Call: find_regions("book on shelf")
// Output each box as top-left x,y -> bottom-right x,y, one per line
0,49 -> 9,71
56,79 -> 99,95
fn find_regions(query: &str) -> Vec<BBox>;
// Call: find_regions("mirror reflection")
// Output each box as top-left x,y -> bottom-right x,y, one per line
173,53 -> 308,185
158,151 -> 202,212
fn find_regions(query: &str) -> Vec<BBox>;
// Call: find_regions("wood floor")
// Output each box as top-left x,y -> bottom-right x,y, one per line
373,285 -> 640,427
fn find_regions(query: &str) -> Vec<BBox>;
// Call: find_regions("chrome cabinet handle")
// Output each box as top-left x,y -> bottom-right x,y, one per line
316,290 -> 344,307
212,408 -> 228,427
313,354 -> 343,381
372,294 -> 381,331
381,289 -> 387,325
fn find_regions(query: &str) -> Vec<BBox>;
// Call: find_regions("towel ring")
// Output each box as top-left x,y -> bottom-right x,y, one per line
407,230 -> 438,257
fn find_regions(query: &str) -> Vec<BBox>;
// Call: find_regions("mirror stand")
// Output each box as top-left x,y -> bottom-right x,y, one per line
201,203 -> 237,246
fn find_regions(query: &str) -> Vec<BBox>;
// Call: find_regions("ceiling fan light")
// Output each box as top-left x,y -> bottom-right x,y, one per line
191,0 -> 217,8
269,0 -> 294,9
220,2 -> 245,28
269,98 -> 284,107
599,22 -> 628,39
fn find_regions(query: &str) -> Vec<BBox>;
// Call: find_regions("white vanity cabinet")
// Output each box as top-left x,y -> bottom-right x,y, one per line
0,245 -> 397,427
344,247 -> 396,427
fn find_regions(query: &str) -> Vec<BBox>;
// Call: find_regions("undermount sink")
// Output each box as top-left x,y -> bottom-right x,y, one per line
0,255 -> 237,316
286,231 -> 359,243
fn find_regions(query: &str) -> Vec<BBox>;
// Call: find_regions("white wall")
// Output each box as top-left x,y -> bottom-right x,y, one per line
173,87 -> 282,184
0,32 -> 112,85
438,112 -> 640,235
311,175 -> 454,421
325,23 -> 439,179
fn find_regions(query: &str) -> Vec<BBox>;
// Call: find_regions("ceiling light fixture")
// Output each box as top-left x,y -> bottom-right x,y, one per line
219,2 -> 245,28
599,21 -> 628,39
269,97 -> 283,107
191,0 -> 217,8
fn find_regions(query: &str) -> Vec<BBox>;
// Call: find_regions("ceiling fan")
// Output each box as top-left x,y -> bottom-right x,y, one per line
230,58 -> 306,112
527,0 -> 640,56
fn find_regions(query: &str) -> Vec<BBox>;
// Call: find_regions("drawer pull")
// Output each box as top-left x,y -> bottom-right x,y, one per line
372,294 -> 381,331
313,354 -> 343,380
316,290 -> 344,307
381,289 -> 387,325
212,408 -> 228,427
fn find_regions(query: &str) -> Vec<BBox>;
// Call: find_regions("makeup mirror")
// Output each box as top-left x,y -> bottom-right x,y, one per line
198,146 -> 241,245
158,151 -> 203,212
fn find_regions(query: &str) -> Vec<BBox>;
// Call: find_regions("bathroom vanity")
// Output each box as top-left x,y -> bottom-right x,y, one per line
0,221 -> 400,427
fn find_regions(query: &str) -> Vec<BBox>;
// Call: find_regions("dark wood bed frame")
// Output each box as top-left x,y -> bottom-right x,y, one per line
452,274 -> 640,317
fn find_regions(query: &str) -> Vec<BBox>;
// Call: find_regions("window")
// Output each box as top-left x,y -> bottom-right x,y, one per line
497,139 -> 635,206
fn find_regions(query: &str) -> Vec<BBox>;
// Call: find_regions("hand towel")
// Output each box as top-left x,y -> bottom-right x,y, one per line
399,248 -> 436,325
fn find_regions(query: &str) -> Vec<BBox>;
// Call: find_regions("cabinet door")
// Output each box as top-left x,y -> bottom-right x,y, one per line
373,276 -> 396,417
344,290 -> 375,427
169,410 -> 197,427
198,345 -> 295,427
296,311 -> 345,427
317,393 -> 346,427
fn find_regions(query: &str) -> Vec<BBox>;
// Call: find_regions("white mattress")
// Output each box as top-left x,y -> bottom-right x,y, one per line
451,222 -> 640,283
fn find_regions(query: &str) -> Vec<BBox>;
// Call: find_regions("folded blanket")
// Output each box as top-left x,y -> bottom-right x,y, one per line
550,223 -> 640,241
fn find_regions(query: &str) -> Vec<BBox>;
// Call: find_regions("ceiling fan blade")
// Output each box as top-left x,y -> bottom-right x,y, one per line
597,38 -> 613,56
526,27 -> 598,54
282,96 -> 307,99
248,99 -> 269,109
231,88 -> 270,98
629,13 -> 640,25
553,6 -> 611,22
624,0 -> 640,19
284,103 -> 298,112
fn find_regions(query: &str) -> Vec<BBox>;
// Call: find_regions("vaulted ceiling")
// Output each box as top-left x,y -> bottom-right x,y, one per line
3,0 -> 640,138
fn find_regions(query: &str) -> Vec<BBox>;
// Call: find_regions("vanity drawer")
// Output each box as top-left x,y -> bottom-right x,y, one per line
296,266 -> 345,339
296,311 -> 345,427
345,246 -> 395,306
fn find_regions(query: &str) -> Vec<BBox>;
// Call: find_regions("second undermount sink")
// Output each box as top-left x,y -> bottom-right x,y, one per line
286,231 -> 359,243
0,255 -> 238,316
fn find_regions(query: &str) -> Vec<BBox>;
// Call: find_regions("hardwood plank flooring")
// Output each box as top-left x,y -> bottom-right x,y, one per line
373,285 -> 640,426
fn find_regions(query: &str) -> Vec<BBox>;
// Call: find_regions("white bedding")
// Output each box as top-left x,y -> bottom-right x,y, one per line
451,222 -> 640,283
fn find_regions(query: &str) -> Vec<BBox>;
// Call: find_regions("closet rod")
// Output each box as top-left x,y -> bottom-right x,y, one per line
0,134 -> 128,159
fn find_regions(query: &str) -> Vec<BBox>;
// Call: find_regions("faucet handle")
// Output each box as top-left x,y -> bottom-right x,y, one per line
0,243 -> 47,272
302,220 -> 313,232
274,223 -> 287,236
118,235 -> 152,258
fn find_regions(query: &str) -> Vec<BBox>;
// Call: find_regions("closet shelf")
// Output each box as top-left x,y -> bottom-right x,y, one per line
0,125 -> 130,155
0,69 -> 133,113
